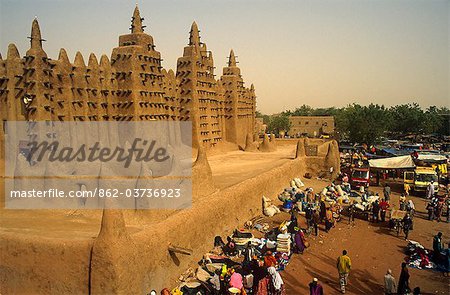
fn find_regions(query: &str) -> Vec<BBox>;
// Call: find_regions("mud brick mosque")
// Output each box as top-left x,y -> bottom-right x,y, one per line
0,6 -> 257,148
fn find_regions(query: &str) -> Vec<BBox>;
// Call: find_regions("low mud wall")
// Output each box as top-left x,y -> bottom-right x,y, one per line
0,234 -> 93,294
0,153 -> 334,294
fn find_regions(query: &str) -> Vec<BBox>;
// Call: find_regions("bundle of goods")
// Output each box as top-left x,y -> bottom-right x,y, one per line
265,239 -> 277,250
278,221 -> 289,234
276,233 -> 291,253
405,240 -> 436,270
278,191 -> 291,202
254,223 -> 270,233
284,187 -> 297,195
203,255 -> 240,268
390,210 -> 407,220
263,196 -> 281,217
367,195 -> 379,204
232,230 -> 254,250
279,187 -> 298,203
290,177 -> 305,189
348,191 -> 379,212
178,277 -> 209,295
354,203 -> 366,211
294,178 -> 305,187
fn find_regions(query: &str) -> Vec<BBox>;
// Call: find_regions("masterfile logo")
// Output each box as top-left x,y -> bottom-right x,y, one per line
4,121 -> 192,209
26,138 -> 171,169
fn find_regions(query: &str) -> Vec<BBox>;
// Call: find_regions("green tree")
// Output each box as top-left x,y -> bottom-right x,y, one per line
339,104 -> 389,145
389,103 -> 424,134
312,107 -> 338,116
267,114 -> 290,135
290,104 -> 314,116
264,103 -> 448,142
421,106 -> 443,134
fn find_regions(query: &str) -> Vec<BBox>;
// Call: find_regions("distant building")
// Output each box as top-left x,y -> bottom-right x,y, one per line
289,116 -> 335,138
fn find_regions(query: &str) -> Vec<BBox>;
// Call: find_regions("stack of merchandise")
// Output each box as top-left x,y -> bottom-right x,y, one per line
276,233 -> 291,253
232,230 -> 254,251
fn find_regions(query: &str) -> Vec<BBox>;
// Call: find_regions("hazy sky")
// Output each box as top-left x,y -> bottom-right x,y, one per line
0,0 -> 448,114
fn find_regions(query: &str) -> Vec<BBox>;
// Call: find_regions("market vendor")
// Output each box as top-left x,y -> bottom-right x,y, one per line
433,232 -> 444,263
399,194 -> 407,211
379,198 -> 390,222
427,198 -> 437,221
444,243 -> 450,276
288,211 -> 298,234
406,200 -> 415,218
243,241 -> 255,271
402,214 -> 413,240
223,236 -> 237,256
342,181 -> 351,194
372,200 -> 380,223
210,269 -> 221,295
267,267 -> 285,295
312,209 -> 321,236
250,255 -> 267,293
294,190 -> 305,203
325,207 -> 334,232
264,251 -> 278,268
307,188 -> 315,203
342,173 -> 349,183
319,200 -> 327,222
293,227 -> 306,254
229,268 -> 243,291
361,188 -> 369,202
383,184 -> 391,203
404,182 -> 411,196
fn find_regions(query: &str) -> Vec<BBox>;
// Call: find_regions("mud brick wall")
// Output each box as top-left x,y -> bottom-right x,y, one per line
0,6 -> 257,151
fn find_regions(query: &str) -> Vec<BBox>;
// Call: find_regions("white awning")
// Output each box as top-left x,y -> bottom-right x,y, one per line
369,155 -> 416,169
417,154 -> 447,162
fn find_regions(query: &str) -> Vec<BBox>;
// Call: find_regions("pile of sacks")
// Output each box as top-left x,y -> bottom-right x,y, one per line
262,195 -> 281,217
350,191 -> 379,212
290,178 -> 305,189
275,178 -> 309,212
320,185 -> 349,204
320,183 -> 380,213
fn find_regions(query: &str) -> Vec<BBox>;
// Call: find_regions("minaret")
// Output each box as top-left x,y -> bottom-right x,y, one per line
221,49 -> 256,146
24,17 -> 53,122
189,21 -> 200,46
130,5 -> 145,33
228,49 -> 237,67
113,6 -> 166,124
224,49 -> 240,76
26,17 -> 46,57
177,21 -> 221,148
30,18 -> 43,50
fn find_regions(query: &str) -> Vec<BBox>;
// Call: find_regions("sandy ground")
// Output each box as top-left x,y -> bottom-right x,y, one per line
268,179 -> 450,295
208,145 -> 295,189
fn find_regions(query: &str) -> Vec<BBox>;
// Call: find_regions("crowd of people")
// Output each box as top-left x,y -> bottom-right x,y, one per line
425,183 -> 450,223
156,173 -> 449,295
